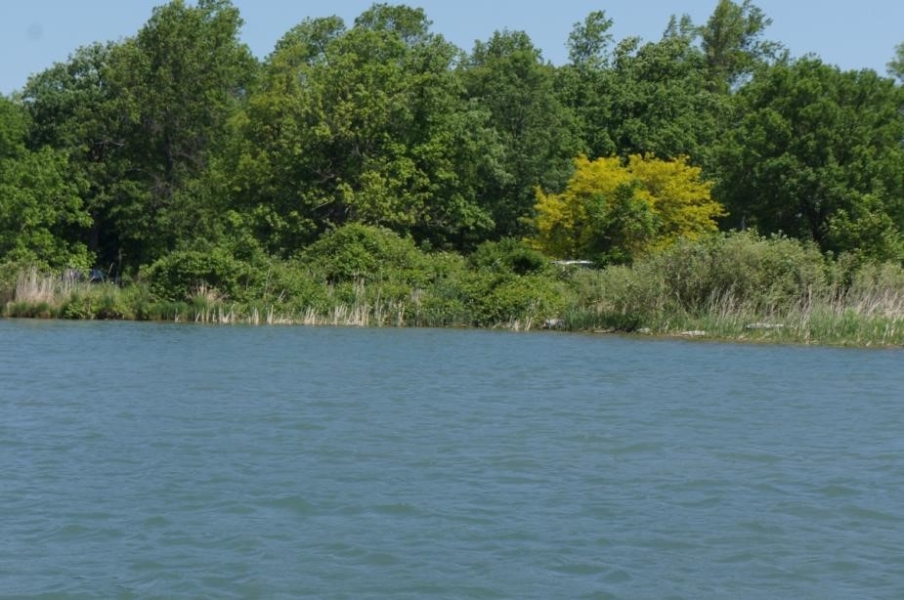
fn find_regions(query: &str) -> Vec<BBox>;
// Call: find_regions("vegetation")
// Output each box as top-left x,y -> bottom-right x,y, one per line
531,154 -> 724,264
2,0 -> 904,346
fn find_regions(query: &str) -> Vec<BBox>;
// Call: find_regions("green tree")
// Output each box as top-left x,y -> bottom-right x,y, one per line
231,5 -> 497,255
0,97 -> 92,268
605,27 -> 724,165
567,10 -> 614,68
461,30 -> 580,239
555,12 -> 617,159
22,42 -> 134,272
699,0 -> 781,91
0,96 -> 29,159
889,42 -> 904,82
223,15 -> 347,255
105,0 -> 257,266
716,58 -> 904,258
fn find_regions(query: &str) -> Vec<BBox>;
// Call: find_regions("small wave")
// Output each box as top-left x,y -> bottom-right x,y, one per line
371,502 -> 420,517
259,495 -> 317,516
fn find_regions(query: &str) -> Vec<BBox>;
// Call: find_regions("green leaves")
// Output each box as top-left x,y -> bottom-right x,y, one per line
700,0 -> 782,90
0,144 -> 92,269
3,0 -> 904,277
463,30 -> 580,239
230,8 -> 496,254
887,42 -> 904,82
716,58 -> 904,258
103,0 -> 257,266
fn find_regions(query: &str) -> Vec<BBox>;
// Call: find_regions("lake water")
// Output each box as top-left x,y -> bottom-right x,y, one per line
2,320 -> 903,599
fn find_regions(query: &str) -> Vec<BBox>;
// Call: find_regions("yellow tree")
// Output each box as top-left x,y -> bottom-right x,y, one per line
531,154 -> 724,263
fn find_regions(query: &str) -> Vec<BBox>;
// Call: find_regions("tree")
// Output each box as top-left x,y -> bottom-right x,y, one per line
605,28 -> 724,164
889,42 -> 904,82
104,0 -> 257,267
461,30 -> 580,238
531,154 -> 724,264
716,58 -> 904,259
556,12 -> 617,159
0,97 -> 92,268
231,6 -> 498,255
0,95 -> 29,160
699,0 -> 781,91
21,42 -> 134,272
567,11 -> 614,68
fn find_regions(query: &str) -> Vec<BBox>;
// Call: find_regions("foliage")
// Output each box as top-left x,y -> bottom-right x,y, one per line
0,97 -> 93,269
300,223 -> 429,284
699,0 -> 782,90
462,272 -> 564,327
0,97 -> 29,159
229,6 -> 496,255
558,1 -> 779,166
3,0 -> 904,335
555,12 -> 617,159
103,0 -> 256,268
141,248 -> 249,302
888,42 -> 904,82
531,154 -> 724,264
716,57 -> 904,258
462,30 -> 580,238
644,231 -> 828,313
21,42 -> 135,273
469,238 -> 550,276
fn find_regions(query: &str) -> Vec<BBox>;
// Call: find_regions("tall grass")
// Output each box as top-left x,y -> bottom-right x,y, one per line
558,232 -> 904,345
5,231 -> 904,346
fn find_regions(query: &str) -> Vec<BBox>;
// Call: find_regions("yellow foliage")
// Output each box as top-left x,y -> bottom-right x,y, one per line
530,154 -> 725,262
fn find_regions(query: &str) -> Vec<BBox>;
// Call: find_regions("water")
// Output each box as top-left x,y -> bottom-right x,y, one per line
2,320 -> 903,599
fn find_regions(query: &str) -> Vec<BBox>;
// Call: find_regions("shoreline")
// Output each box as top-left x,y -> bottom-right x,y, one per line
3,309 -> 902,349
5,231 -> 904,350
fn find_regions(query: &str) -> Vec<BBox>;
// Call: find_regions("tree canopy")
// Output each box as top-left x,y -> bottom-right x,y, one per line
1,0 -> 903,273
531,154 -> 723,264
716,57 -> 904,259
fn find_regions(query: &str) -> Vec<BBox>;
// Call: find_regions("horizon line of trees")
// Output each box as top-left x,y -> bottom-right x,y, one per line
2,0 -> 904,277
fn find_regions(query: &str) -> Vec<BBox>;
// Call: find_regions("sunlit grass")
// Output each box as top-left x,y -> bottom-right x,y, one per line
5,233 -> 904,348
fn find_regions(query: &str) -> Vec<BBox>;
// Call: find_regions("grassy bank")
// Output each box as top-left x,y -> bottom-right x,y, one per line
4,228 -> 904,347
559,233 -> 904,346
0,268 -> 552,330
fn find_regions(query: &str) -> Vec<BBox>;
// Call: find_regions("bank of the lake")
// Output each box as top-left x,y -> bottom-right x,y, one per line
4,231 -> 904,347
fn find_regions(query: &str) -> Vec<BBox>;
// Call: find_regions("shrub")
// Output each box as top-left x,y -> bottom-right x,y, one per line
142,249 -> 249,302
463,272 -> 565,327
301,223 -> 429,285
470,238 -> 550,276
642,232 -> 828,313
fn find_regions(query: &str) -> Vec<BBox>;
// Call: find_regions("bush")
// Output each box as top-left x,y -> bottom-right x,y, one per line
642,232 -> 828,313
470,238 -> 550,276
462,272 -> 565,327
301,223 -> 429,285
142,249 -> 249,302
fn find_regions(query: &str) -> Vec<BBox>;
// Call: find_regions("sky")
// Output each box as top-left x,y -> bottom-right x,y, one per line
2,0 -> 902,95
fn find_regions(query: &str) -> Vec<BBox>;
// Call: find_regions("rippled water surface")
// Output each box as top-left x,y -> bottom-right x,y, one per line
2,320 -> 904,598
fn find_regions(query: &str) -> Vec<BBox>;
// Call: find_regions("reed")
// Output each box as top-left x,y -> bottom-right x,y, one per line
6,231 -> 904,346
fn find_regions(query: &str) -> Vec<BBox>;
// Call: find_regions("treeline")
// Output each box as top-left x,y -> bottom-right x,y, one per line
2,0 -> 904,284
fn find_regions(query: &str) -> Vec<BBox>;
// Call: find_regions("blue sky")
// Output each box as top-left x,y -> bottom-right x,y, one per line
2,0 -> 902,94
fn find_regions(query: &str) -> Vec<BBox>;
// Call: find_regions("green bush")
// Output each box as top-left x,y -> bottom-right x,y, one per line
142,249 -> 249,302
463,272 -> 564,327
250,260 -> 331,312
302,223 -> 429,285
587,263 -> 665,328
641,232 -> 828,313
5,300 -> 54,318
469,238 -> 550,276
